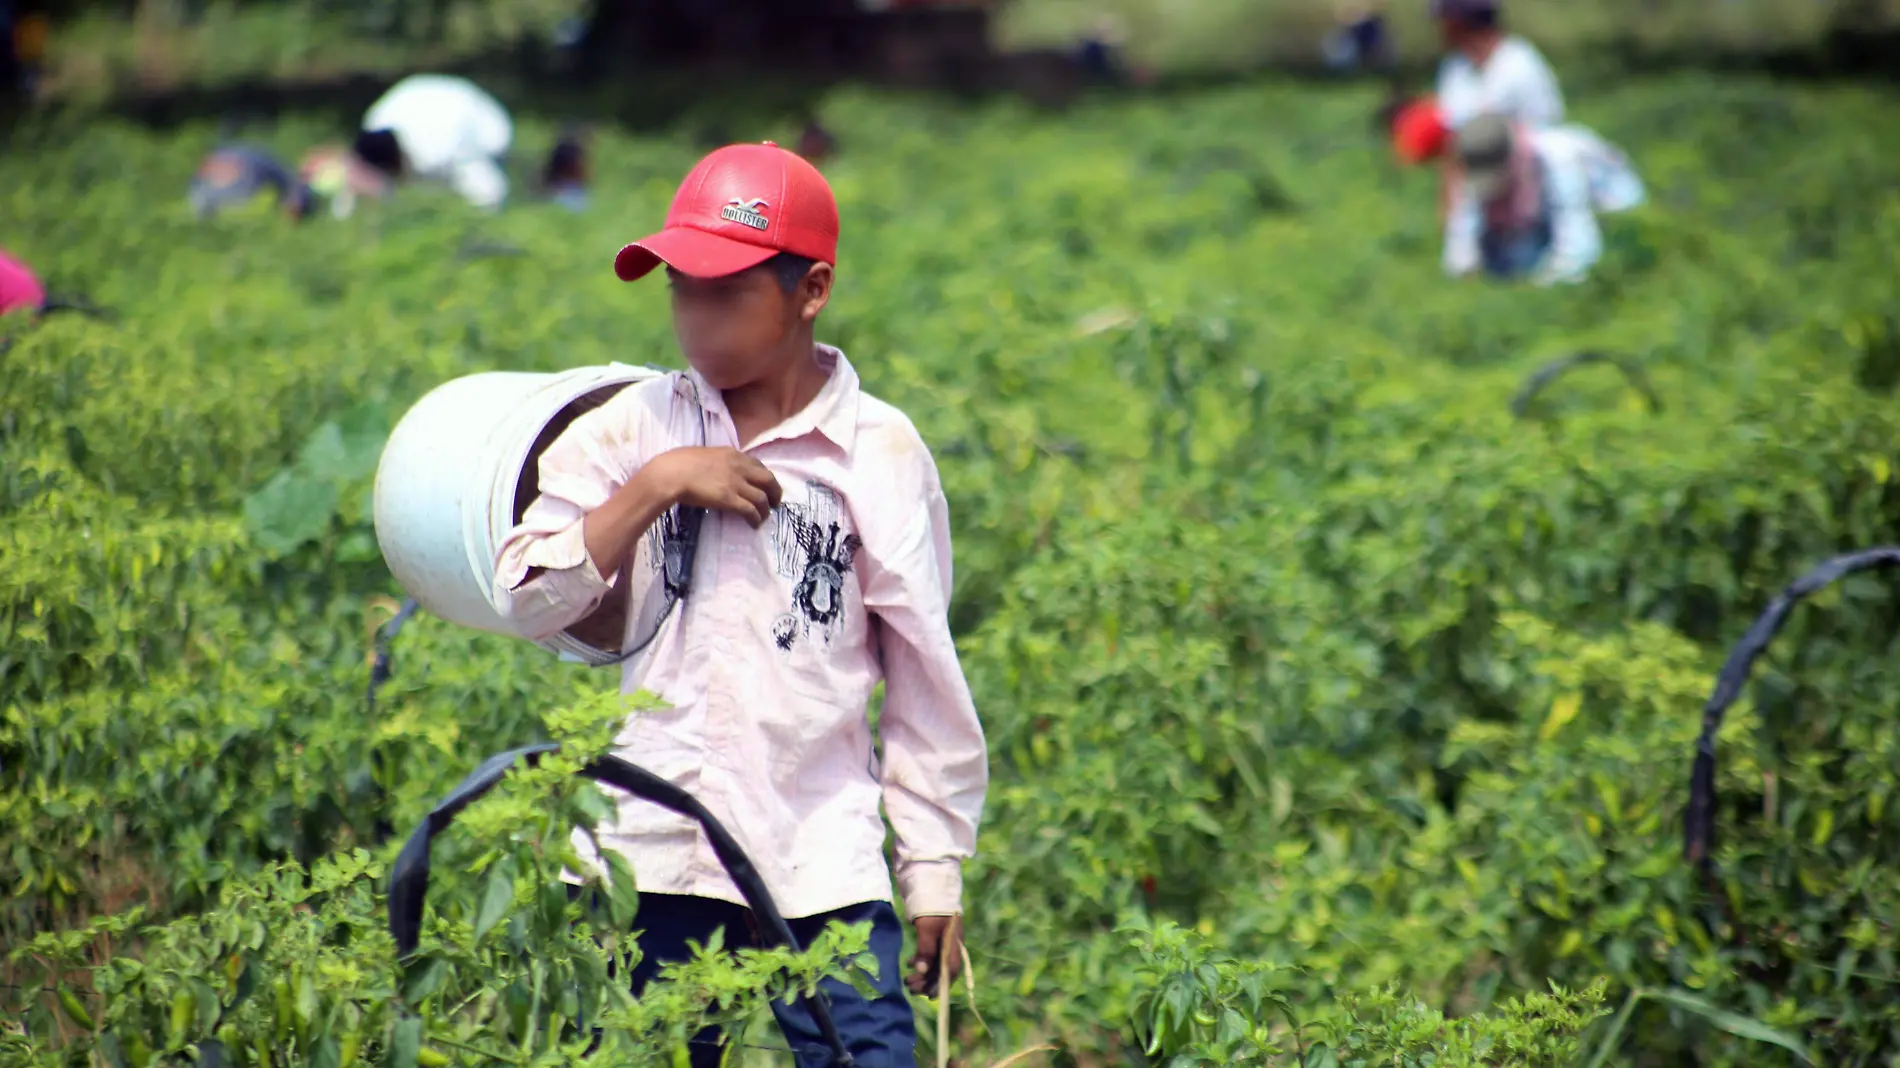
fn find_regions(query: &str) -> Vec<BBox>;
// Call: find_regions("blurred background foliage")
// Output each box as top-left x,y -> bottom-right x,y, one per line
5,3 -> 1900,1065
12,0 -> 1900,108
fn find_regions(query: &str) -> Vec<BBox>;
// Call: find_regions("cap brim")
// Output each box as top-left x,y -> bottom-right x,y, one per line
1465,166 -> 1509,202
614,227 -> 778,282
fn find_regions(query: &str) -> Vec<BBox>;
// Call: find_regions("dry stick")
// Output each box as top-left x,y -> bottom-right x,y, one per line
959,940 -> 984,1033
937,915 -> 958,1068
988,1048 -> 1059,1068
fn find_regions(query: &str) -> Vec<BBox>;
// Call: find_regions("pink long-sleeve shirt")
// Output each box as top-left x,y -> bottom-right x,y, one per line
492,346 -> 988,920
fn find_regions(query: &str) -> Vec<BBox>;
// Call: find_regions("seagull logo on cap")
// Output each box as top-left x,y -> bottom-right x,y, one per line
721,197 -> 771,231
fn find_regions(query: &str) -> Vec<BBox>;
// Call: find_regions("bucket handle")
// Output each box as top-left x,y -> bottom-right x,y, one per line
387,743 -> 856,1067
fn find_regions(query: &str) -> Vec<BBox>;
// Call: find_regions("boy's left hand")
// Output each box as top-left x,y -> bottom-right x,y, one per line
906,915 -> 963,995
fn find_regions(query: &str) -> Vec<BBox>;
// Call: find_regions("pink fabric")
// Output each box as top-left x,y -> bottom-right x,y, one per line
0,250 -> 45,315
1483,121 -> 1545,233
492,346 -> 988,919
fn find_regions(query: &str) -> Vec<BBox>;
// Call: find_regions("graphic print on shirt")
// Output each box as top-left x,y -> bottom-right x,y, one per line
642,506 -> 697,598
769,480 -> 862,653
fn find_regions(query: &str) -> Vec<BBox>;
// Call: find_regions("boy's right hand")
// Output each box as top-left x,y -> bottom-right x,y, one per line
645,447 -> 783,527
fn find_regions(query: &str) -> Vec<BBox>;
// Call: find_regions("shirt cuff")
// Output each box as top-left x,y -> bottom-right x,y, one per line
528,538 -> 613,603
896,859 -> 963,917
516,520 -> 617,587
494,522 -> 616,630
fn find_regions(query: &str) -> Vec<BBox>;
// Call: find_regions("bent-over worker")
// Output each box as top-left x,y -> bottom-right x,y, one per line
359,73 -> 513,210
1444,113 -> 1645,285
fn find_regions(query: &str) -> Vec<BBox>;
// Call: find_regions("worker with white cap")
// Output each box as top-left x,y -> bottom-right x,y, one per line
359,73 -> 514,211
1443,112 -> 1646,286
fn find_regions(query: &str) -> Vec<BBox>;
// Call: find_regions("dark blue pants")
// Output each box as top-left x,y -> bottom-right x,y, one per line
627,894 -> 917,1068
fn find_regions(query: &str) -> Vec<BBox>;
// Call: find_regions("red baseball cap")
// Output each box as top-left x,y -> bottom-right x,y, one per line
0,249 -> 46,316
614,141 -> 839,282
1392,99 -> 1449,165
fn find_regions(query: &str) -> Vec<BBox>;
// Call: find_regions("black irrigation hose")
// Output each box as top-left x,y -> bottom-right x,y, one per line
0,294 -> 116,356
387,744 -> 856,1067
1684,547 -> 1900,870
1511,351 -> 1663,418
363,598 -> 421,844
39,295 -> 117,323
456,239 -> 528,263
366,597 -> 421,719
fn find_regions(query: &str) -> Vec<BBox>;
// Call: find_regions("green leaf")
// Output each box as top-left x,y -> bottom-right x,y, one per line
334,403 -> 392,476
335,530 -> 379,562
97,1033 -> 130,1068
1540,692 -> 1583,741
228,957 -> 257,1014
304,410 -> 390,485
294,970 -> 318,1028
474,854 -> 518,944
1581,989 -> 1640,1068
401,956 -> 449,1005
189,976 -> 221,1032
1216,1007 -> 1248,1046
242,469 -> 339,556
604,851 -> 640,931
1644,988 -> 1816,1064
390,1015 -> 422,1068
296,422 -> 352,482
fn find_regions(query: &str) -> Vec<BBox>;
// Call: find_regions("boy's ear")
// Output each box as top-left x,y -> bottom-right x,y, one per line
799,262 -> 834,323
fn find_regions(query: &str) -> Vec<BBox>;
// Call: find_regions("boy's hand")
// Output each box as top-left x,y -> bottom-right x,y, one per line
646,447 -> 783,527
906,915 -> 963,995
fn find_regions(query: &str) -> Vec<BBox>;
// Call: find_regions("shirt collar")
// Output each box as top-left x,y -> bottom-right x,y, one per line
686,343 -> 860,457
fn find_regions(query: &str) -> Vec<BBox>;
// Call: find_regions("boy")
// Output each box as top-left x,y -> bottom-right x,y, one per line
491,141 -> 989,1068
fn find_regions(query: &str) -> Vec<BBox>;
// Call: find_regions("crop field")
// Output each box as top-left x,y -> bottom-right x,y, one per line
5,71 -> 1900,1066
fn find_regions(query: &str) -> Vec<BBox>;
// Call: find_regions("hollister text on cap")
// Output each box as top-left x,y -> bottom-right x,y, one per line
614,142 -> 839,282
722,198 -> 771,230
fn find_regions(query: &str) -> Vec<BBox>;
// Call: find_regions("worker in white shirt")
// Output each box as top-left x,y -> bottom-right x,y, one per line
1432,0 -> 1562,130
359,73 -> 514,211
1431,0 -> 1563,221
1443,113 -> 1645,286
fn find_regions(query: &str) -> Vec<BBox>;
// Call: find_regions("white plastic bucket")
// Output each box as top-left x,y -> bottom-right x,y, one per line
372,363 -> 667,666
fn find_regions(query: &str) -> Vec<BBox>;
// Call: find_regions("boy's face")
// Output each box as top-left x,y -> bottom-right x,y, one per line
667,261 -> 832,390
